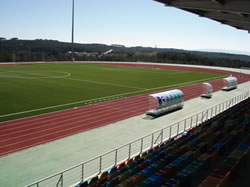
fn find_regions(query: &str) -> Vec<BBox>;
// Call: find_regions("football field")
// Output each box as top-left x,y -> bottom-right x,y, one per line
0,63 -> 226,122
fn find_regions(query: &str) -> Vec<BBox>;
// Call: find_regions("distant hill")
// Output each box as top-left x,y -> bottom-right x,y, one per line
191,51 -> 250,62
0,38 -> 249,68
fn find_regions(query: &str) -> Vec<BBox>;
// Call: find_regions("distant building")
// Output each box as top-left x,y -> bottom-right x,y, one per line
111,44 -> 125,48
66,51 -> 98,56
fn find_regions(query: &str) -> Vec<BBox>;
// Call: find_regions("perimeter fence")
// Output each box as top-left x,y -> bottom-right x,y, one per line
26,91 -> 249,187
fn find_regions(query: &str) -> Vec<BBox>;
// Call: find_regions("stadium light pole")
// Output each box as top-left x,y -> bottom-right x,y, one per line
71,0 -> 75,62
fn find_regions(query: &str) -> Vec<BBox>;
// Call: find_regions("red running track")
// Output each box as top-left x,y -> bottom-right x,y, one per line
0,63 -> 249,157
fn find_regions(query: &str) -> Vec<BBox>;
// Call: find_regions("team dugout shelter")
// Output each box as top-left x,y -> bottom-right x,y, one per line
146,89 -> 184,116
222,76 -> 238,91
201,82 -> 213,98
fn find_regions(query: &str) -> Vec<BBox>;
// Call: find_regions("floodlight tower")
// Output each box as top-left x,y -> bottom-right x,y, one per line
71,0 -> 75,62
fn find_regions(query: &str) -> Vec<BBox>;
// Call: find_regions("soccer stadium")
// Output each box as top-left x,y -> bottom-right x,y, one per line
0,1 -> 250,187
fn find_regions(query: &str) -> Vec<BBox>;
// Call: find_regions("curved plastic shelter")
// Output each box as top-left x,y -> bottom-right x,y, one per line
222,77 -> 238,91
146,89 -> 184,116
201,82 -> 213,98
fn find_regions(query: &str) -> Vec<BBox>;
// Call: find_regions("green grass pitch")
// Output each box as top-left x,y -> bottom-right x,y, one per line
0,63 -> 226,122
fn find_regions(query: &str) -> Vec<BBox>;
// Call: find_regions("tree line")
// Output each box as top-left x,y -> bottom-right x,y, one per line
0,38 -> 249,68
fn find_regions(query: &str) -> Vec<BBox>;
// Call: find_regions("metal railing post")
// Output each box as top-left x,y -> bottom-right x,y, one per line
61,173 -> 63,187
99,156 -> 102,173
56,173 -> 63,187
140,138 -> 143,153
190,116 -> 193,128
177,122 -> 180,135
227,100 -> 231,108
169,126 -> 172,139
81,163 -> 84,182
115,149 -> 118,166
154,130 -> 163,144
201,111 -> 204,122
161,129 -> 163,143
128,143 -> 131,159
184,119 -> 186,130
151,134 -> 154,148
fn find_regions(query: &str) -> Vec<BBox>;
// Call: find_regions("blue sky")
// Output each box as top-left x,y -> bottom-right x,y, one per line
1,0 -> 250,55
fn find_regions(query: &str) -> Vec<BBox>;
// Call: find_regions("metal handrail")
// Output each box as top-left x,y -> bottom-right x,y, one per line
26,91 -> 249,187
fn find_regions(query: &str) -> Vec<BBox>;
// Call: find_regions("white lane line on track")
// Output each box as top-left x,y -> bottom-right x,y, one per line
0,74 -> 225,119
0,98 -> 151,144
0,114 -> 132,156
0,96 -> 148,134
0,107 -> 140,148
0,110 -> 139,146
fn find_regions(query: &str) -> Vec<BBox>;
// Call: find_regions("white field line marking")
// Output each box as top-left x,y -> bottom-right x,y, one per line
14,71 -> 52,77
62,77 -> 146,90
0,71 -> 71,79
102,67 -> 193,74
18,71 -> 61,78
0,75 -> 225,118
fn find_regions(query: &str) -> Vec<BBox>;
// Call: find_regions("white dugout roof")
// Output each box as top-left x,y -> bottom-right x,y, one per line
150,89 -> 184,108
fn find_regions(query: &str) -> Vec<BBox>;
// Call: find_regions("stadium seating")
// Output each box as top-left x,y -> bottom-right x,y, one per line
75,98 -> 250,187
